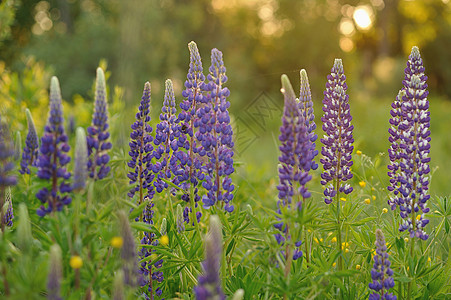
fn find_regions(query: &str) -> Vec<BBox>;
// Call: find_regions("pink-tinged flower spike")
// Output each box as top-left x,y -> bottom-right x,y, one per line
395,47 -> 430,240
127,82 -> 155,207
87,68 -> 112,180
197,48 -> 235,212
368,229 -> 396,300
176,41 -> 206,224
20,109 -> 39,174
320,59 -> 354,204
274,75 -> 312,262
47,244 -> 63,300
299,69 -> 318,171
73,127 -> 88,192
194,215 -> 226,300
387,90 -> 405,211
36,77 -> 72,217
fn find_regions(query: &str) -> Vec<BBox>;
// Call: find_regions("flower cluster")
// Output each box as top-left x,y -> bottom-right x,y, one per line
127,82 -> 155,203
73,127 -> 88,191
320,59 -> 354,204
197,48 -> 234,212
19,108 -> 39,174
274,74 -> 313,260
387,47 -> 430,240
2,187 -> 13,227
87,68 -> 112,180
298,69 -> 318,171
194,215 -> 226,300
138,200 -> 164,298
36,77 -> 72,217
368,229 -> 396,300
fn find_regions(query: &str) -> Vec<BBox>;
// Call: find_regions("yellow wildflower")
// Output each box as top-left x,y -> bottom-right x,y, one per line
364,198 -> 371,205
314,237 -> 319,244
356,264 -> 361,270
427,257 -> 431,263
331,237 -> 337,243
404,237 -> 409,243
416,214 -> 421,221
160,235 -> 169,246
70,256 -> 83,269
359,181 -> 366,188
111,236 -> 124,249
345,248 -> 350,253
382,208 -> 388,213
332,262 -> 336,267
340,197 -> 347,202
372,195 -> 376,201
356,150 -> 362,155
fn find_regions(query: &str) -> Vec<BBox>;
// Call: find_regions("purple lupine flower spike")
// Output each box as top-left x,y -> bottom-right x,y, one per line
118,210 -> 139,287
2,187 -> 14,227
368,229 -> 396,300
274,75 -> 312,260
387,90 -> 406,211
320,59 -> 354,204
36,76 -> 72,217
392,46 -> 430,240
150,79 -> 179,196
176,41 -> 206,222
299,69 -> 318,171
47,244 -> 63,300
198,48 -> 235,212
127,82 -> 154,204
73,127 -> 88,192
194,215 -> 226,300
20,109 -> 39,174
87,68 -> 112,180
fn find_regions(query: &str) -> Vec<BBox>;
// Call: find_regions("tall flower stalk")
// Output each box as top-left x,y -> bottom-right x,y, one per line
276,75 -> 312,282
36,77 -> 72,217
177,41 -> 206,226
73,127 -> 88,192
20,108 -> 39,174
87,68 -> 112,180
388,46 -> 430,242
197,48 -> 235,212
320,59 -> 354,270
0,116 -> 17,232
368,229 -> 396,300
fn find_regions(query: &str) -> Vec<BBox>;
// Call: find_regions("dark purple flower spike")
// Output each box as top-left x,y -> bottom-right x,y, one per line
198,48 -> 235,212
87,68 -> 112,180
320,59 -> 354,205
368,229 -> 396,300
19,108 -> 39,174
36,77 -> 72,217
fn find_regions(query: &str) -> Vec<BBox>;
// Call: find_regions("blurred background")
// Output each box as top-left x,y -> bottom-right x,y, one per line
1,0 -> 451,196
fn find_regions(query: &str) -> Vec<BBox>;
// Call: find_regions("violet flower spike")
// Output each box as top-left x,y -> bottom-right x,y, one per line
87,68 -> 112,180
36,77 -> 72,217
73,127 -> 88,192
274,75 -> 312,260
299,69 -> 318,171
198,48 -> 235,212
150,79 -> 179,196
368,229 -> 396,300
194,215 -> 226,300
176,41 -> 206,222
20,109 -> 39,174
394,46 -> 430,240
127,82 -> 155,204
320,59 -> 354,204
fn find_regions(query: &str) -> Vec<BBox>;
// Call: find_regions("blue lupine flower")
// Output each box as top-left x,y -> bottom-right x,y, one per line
299,69 -> 318,171
368,229 -> 396,300
20,109 -> 39,174
176,41 -> 206,222
73,127 -> 88,191
2,187 -> 13,227
274,74 -> 313,260
36,77 -> 72,217
194,215 -> 226,300
320,59 -> 354,204
197,48 -> 235,212
138,199 -> 164,298
87,68 -> 112,180
127,82 -> 155,204
389,46 -> 430,240
47,244 -> 63,300
149,79 -> 179,196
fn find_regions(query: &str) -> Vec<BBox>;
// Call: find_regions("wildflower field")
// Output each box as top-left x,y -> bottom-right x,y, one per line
1,40 -> 451,300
